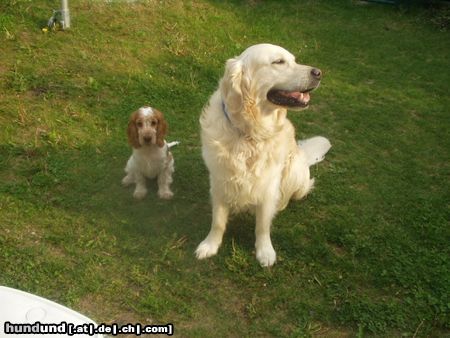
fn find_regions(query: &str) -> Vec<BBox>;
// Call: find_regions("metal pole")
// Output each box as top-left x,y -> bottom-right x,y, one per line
61,0 -> 70,29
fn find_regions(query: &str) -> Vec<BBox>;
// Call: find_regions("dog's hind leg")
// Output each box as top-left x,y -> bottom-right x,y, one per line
122,159 -> 135,187
122,156 -> 136,187
157,154 -> 174,199
292,178 -> 315,200
278,150 -> 314,209
122,173 -> 134,187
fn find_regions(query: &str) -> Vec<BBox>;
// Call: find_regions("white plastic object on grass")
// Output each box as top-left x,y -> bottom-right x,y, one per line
0,286 -> 103,337
298,136 -> 332,166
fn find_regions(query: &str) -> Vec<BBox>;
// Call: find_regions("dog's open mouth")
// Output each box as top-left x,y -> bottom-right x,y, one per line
267,89 -> 312,108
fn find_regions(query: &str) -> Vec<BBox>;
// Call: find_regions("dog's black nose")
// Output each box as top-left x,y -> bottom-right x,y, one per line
311,68 -> 322,80
143,136 -> 152,143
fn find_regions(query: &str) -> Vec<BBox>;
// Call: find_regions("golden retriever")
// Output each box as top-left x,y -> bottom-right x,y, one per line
195,44 -> 331,267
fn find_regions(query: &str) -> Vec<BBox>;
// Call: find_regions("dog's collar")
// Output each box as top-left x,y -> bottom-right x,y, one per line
222,100 -> 232,124
221,99 -> 244,136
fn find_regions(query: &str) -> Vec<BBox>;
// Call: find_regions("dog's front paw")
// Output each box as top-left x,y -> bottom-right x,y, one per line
195,240 -> 219,260
158,190 -> 174,200
133,188 -> 147,200
256,243 -> 276,267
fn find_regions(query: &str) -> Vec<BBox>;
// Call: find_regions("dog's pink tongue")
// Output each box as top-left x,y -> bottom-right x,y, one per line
289,91 -> 310,104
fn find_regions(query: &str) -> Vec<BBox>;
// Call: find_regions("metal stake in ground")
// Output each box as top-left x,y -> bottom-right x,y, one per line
48,0 -> 70,30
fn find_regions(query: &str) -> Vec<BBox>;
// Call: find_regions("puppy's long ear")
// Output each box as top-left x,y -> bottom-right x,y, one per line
154,109 -> 167,148
127,112 -> 141,149
220,57 -> 249,113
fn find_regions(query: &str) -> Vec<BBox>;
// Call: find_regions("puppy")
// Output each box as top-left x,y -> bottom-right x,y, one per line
122,106 -> 177,200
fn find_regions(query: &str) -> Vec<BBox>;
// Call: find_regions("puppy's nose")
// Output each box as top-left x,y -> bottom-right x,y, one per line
311,68 -> 322,80
143,136 -> 152,143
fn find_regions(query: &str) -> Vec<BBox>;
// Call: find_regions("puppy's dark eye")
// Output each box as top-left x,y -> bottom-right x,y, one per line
272,59 -> 286,65
151,120 -> 157,127
136,121 -> 143,128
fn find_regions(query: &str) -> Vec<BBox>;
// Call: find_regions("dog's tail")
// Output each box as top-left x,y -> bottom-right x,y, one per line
167,141 -> 180,148
298,136 -> 331,166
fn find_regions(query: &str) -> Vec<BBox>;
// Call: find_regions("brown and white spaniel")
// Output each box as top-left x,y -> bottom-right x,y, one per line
122,106 -> 178,200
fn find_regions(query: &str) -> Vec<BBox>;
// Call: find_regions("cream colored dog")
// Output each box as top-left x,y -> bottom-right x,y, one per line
195,44 -> 331,267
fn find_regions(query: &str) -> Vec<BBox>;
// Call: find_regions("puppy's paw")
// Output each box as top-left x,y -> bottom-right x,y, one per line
256,244 -> 276,267
133,188 -> 147,200
158,190 -> 174,200
122,175 -> 134,187
195,240 -> 219,260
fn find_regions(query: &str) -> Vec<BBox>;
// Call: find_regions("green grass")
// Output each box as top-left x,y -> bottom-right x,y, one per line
1,0 -> 449,336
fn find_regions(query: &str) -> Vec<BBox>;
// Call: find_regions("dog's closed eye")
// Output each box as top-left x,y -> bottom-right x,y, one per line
272,59 -> 286,65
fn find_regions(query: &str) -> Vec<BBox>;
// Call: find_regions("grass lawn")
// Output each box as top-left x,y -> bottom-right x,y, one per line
0,0 -> 449,336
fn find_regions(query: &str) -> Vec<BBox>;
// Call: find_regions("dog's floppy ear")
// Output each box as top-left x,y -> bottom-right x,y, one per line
154,109 -> 167,148
220,57 -> 249,113
127,111 -> 141,149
